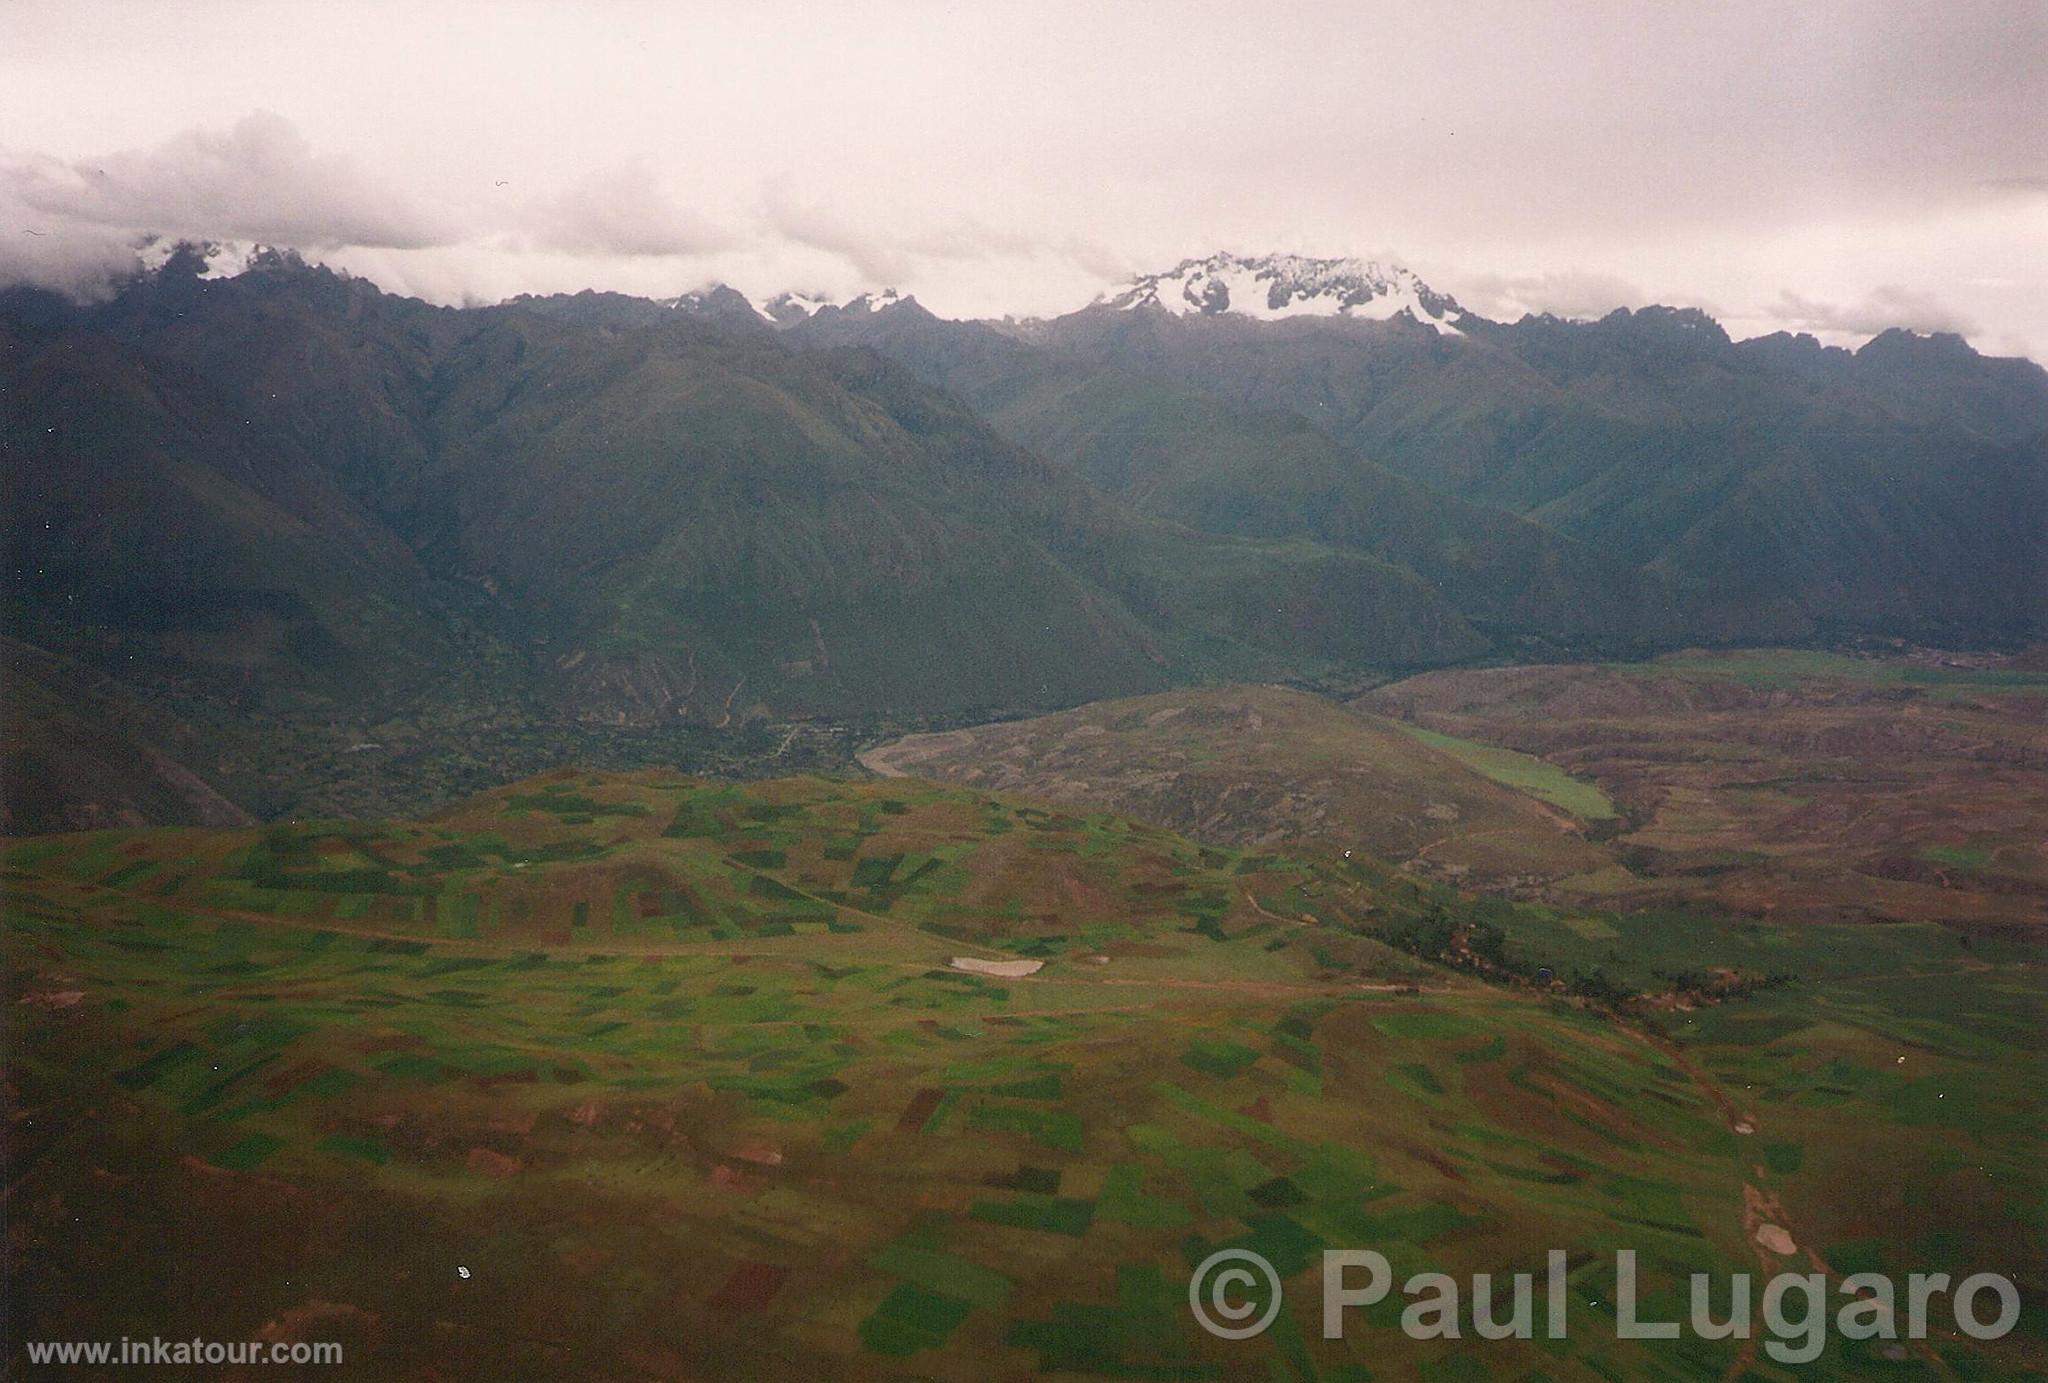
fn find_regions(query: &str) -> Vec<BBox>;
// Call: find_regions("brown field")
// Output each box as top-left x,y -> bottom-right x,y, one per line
866,648 -> 2048,931
1363,648 -> 2048,928
863,684 -> 1612,892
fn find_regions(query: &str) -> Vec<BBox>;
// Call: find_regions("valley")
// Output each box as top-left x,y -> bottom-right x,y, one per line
3,247 -> 2044,1380
7,773 -> 2042,1378
7,249 -> 2043,835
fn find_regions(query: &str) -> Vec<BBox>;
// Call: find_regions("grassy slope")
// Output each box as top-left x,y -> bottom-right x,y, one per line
72,269 -> 1486,719
864,683 -> 1615,890
6,772 -> 2042,1379
2,272 -> 1510,829
1026,307 -> 2048,645
0,637 -> 255,834
1388,724 -> 1619,821
972,364 -> 1677,653
792,307 -> 1674,656
1367,649 -> 2048,926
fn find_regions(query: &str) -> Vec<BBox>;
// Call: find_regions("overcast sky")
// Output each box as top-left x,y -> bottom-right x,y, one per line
3,0 -> 2044,355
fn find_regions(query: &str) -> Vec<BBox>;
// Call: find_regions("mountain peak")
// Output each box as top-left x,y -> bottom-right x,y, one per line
1856,326 -> 1980,363
845,288 -> 916,315
664,283 -> 766,323
1100,252 -> 1467,333
1594,304 -> 1731,347
136,238 -> 306,284
755,289 -> 835,325
748,287 -> 921,326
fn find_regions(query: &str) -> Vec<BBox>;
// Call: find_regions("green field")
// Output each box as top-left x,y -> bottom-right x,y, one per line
1391,724 -> 1619,820
5,772 -> 2043,1378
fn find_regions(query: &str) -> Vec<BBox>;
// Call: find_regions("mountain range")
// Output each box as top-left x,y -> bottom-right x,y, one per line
3,245 -> 2042,830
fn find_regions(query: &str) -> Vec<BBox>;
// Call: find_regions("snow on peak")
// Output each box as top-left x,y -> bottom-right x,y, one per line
136,237 -> 261,280
1102,253 -> 1465,333
754,289 -> 836,325
663,283 -> 768,323
845,288 -> 905,314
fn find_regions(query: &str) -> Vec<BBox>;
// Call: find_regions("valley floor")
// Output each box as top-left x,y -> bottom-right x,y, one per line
5,769 -> 2043,1379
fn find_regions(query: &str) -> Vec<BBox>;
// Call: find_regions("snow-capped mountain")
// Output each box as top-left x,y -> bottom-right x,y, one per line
747,287 -> 914,325
135,237 -> 265,281
754,289 -> 835,325
1101,253 -> 1468,334
843,288 -> 908,314
664,283 -> 766,321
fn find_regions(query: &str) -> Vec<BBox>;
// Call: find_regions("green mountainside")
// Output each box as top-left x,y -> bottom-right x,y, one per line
3,257 -> 1488,828
4,252 -> 2043,830
997,304 -> 2047,644
793,306 -> 1681,652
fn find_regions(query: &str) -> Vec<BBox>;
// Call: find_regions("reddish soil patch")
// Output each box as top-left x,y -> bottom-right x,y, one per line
707,1262 -> 789,1314
707,1164 -> 763,1195
1367,659 -> 2048,928
466,1147 -> 522,1178
896,1087 -> 945,1131
1408,1144 -> 1465,1181
263,1059 -> 329,1097
352,1034 -> 421,1054
1098,941 -> 1184,959
559,1244 -> 614,1274
726,1137 -> 783,1166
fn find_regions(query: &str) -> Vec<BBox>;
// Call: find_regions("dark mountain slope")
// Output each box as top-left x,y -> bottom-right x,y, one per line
0,318 -> 461,704
403,311 -> 1177,721
1007,301 -> 2048,643
790,306 -> 1680,652
403,310 -> 1479,721
78,246 -> 458,524
3,256 -> 1492,826
0,637 -> 254,834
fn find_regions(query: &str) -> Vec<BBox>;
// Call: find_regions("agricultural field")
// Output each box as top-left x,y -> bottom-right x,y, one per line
864,649 -> 2048,930
1364,647 -> 2048,928
1382,725 -> 1619,822
6,772 -> 2043,1378
861,685 -> 1617,894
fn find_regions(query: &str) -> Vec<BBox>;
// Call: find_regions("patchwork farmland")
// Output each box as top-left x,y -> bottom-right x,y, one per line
6,773 -> 2043,1378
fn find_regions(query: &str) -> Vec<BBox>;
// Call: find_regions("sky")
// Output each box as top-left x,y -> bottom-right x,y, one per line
3,0 -> 2045,356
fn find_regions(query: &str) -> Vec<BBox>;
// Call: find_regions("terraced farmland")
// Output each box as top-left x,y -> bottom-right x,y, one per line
6,773 -> 2043,1378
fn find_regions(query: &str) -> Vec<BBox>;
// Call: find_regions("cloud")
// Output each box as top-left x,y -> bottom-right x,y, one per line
1978,175 -> 2048,198
1447,269 -> 1649,322
0,111 -> 458,295
8,111 -> 450,249
1766,285 -> 1979,339
0,113 -> 758,297
520,161 -> 736,258
760,179 -> 1116,292
0,56 -> 2035,356
761,183 -> 916,283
